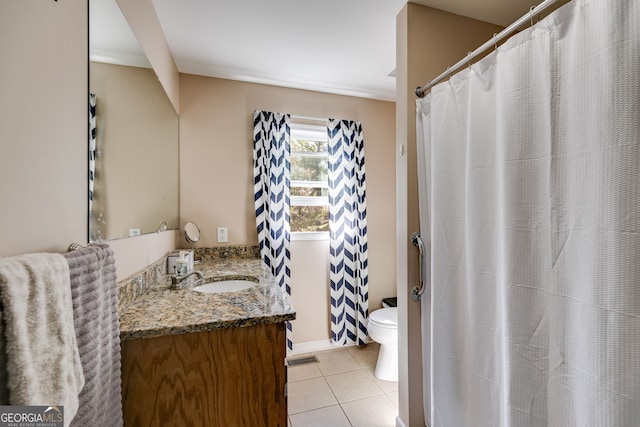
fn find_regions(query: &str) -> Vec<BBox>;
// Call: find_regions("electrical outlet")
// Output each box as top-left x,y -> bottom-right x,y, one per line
129,228 -> 141,237
217,227 -> 228,243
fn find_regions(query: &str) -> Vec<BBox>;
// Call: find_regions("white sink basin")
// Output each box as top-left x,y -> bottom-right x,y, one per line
193,280 -> 256,294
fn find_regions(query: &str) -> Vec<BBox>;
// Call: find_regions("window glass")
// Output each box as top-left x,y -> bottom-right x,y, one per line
290,124 -> 329,233
290,205 -> 330,232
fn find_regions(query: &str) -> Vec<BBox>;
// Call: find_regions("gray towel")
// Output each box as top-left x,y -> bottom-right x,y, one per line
63,243 -> 123,427
0,253 -> 85,427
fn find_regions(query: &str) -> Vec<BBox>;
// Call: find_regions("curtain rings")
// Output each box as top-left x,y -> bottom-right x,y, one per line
530,5 -> 538,27
444,66 -> 452,86
467,51 -> 473,69
493,33 -> 498,50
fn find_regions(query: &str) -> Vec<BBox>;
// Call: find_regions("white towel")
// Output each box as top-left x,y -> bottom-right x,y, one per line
0,253 -> 85,427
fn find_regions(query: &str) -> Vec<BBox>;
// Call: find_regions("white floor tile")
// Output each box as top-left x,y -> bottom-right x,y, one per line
386,391 -> 399,408
361,363 -> 376,377
325,370 -> 384,403
288,377 -> 338,415
289,405 -> 352,427
372,375 -> 398,393
288,362 -> 323,382
347,342 -> 380,368
341,395 -> 398,427
315,349 -> 361,376
288,347 -> 400,427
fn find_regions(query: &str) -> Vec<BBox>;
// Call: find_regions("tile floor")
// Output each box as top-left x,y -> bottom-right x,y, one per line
287,343 -> 398,427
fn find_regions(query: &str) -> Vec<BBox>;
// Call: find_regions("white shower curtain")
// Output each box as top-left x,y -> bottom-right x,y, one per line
416,0 -> 640,426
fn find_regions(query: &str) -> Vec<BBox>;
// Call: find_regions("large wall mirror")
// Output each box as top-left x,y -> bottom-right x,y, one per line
89,0 -> 179,242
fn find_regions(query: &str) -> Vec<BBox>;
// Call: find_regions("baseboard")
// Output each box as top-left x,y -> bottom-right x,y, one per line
291,339 -> 334,355
291,339 -> 358,355
396,416 -> 408,427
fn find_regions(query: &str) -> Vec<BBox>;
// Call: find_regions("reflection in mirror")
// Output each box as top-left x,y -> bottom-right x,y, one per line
156,221 -> 168,233
184,221 -> 201,251
89,0 -> 179,242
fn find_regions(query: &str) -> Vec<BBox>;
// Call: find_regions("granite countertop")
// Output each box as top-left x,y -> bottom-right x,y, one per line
119,257 -> 296,341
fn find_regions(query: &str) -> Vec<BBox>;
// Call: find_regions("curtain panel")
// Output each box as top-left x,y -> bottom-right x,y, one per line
253,110 -> 292,350
328,119 -> 369,346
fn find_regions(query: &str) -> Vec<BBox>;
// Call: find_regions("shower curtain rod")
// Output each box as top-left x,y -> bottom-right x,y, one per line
415,0 -> 561,98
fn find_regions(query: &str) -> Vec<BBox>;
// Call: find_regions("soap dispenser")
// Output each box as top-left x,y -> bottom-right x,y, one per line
175,251 -> 189,275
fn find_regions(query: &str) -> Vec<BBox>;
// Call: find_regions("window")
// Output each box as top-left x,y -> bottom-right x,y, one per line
290,123 -> 329,236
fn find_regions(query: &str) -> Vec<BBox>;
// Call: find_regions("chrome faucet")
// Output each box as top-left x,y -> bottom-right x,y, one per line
170,270 -> 204,290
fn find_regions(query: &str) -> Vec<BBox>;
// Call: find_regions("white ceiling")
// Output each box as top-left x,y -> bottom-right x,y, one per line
91,0 -> 541,102
90,0 -> 150,68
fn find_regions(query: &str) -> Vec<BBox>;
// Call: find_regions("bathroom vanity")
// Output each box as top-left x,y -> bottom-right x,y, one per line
119,256 -> 295,427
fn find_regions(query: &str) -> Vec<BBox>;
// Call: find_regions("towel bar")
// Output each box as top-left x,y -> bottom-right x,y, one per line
68,243 -> 86,251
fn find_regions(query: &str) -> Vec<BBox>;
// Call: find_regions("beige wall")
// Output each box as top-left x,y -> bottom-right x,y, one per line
396,4 -> 502,426
0,1 -> 88,257
179,75 -> 397,346
290,240 -> 331,345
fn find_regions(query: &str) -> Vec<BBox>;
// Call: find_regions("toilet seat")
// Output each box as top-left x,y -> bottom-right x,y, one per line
369,307 -> 397,328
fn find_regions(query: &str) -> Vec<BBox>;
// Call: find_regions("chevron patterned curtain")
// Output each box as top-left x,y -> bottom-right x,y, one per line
89,93 -> 97,215
253,110 -> 292,350
328,119 -> 369,346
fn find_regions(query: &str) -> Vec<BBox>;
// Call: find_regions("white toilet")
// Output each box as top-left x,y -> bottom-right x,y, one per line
367,306 -> 398,382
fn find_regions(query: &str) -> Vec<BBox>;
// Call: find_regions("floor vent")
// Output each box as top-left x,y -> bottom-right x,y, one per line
286,356 -> 318,367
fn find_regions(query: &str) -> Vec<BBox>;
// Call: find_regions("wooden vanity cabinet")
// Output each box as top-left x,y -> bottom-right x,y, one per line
121,322 -> 287,426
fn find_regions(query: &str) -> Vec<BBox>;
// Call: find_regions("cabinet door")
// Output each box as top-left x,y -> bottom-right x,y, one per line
122,322 -> 287,426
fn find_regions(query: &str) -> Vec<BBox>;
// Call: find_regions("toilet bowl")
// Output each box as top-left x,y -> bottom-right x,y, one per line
367,307 -> 398,382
